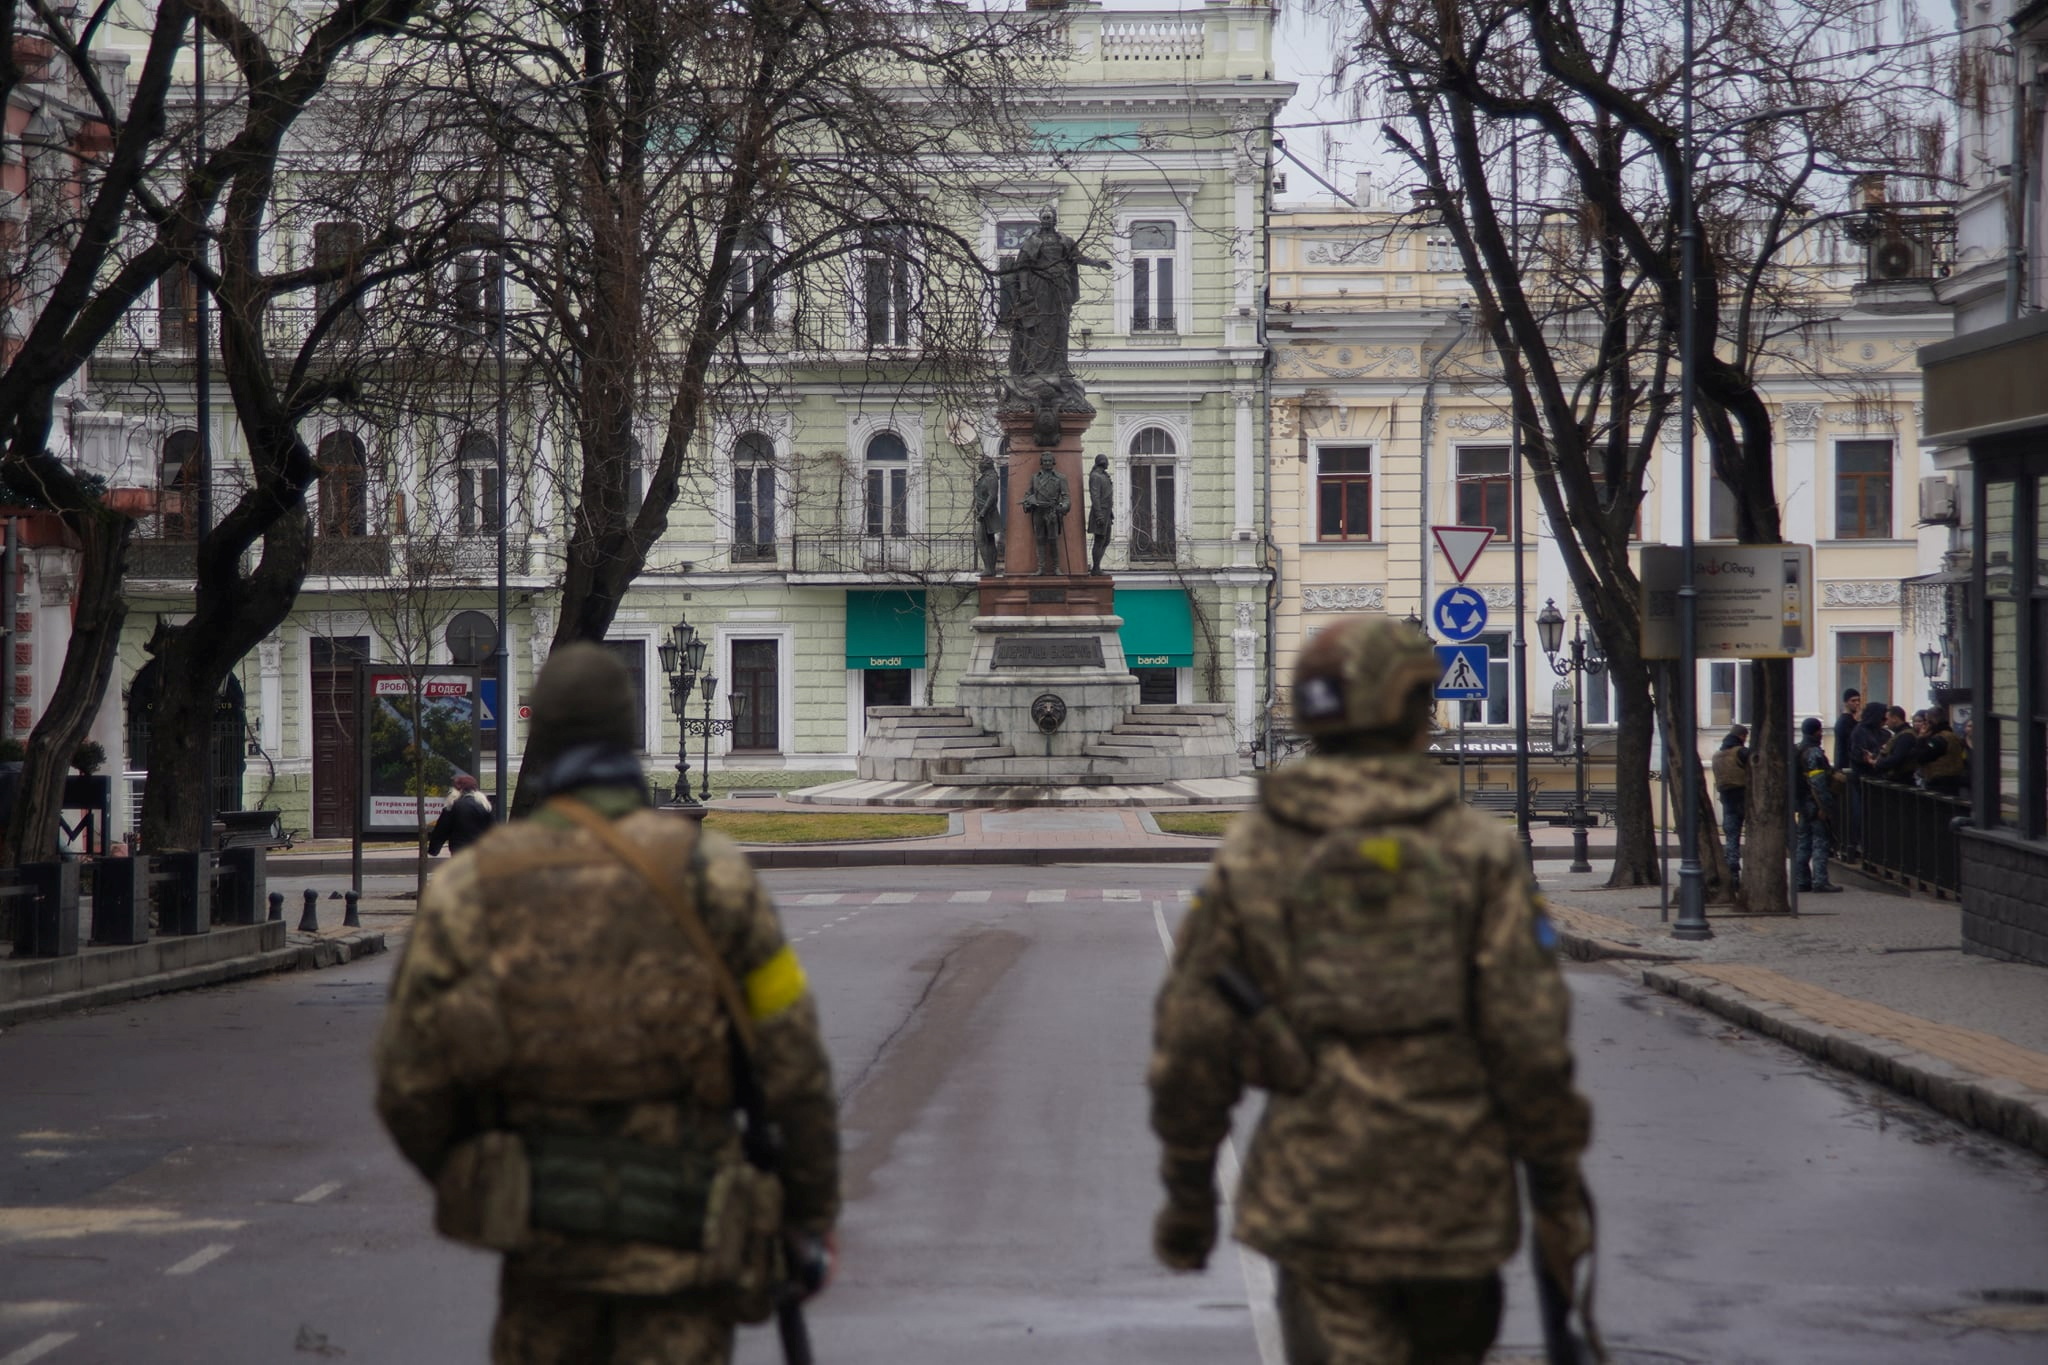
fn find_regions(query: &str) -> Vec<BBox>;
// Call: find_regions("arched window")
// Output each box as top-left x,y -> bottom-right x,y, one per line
455,432 -> 500,535
1128,427 -> 1176,560
317,430 -> 369,537
160,429 -> 201,537
863,431 -> 908,538
733,431 -> 777,558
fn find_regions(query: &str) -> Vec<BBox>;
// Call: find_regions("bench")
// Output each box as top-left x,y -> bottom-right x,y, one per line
1462,789 -> 1619,825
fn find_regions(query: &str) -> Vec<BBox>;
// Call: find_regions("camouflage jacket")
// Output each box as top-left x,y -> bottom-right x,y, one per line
1148,754 -> 1590,1281
374,787 -> 839,1294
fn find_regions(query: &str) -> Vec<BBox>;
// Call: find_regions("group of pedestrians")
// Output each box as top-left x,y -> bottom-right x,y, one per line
1715,685 -> 1971,895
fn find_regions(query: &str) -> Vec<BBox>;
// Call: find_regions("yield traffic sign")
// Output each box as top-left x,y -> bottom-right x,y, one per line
1432,525 -> 1495,583
1432,586 -> 1489,643
1433,645 -> 1489,699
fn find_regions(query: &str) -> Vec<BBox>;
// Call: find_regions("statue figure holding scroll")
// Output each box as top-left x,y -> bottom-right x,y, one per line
1021,450 -> 1070,576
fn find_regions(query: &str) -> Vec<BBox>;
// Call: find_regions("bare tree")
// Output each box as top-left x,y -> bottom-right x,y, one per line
1348,0 -> 1950,906
385,0 -> 1056,809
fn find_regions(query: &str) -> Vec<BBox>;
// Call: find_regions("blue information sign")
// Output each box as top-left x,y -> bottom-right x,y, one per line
1432,587 -> 1489,643
1433,644 -> 1490,700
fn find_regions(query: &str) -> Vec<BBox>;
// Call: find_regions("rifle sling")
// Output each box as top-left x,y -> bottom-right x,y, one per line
544,797 -> 758,1060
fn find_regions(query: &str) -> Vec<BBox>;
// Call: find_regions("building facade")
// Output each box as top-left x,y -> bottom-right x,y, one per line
97,3 -> 1290,838
1269,191 -> 1951,793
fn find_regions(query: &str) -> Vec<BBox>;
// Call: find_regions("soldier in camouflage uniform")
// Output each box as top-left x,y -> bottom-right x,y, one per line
1148,615 -> 1593,1364
375,643 -> 839,1365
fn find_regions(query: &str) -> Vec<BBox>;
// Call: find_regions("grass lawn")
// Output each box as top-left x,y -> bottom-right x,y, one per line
701,810 -> 950,844
1151,811 -> 1240,838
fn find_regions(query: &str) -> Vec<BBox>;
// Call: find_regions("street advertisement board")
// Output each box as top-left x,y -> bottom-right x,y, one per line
360,669 -> 482,833
1640,543 -> 1814,660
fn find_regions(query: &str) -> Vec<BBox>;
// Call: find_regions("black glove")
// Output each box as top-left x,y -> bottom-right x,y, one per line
1154,1147 -> 1218,1272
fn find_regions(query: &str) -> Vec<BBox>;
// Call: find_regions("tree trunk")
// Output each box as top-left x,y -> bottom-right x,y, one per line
1602,653 -> 1660,886
1738,658 -> 1793,913
6,512 -> 130,866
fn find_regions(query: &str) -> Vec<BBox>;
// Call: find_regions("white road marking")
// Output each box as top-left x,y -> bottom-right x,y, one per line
948,890 -> 991,903
291,1182 -> 341,1205
0,1333 -> 77,1365
1026,888 -> 1066,903
1151,900 -> 1284,1365
1104,888 -> 1141,900
164,1243 -> 232,1277
799,893 -> 842,905
873,892 -> 916,904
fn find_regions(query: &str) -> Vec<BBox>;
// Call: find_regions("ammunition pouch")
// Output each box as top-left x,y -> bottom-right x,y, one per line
431,1130 -> 786,1319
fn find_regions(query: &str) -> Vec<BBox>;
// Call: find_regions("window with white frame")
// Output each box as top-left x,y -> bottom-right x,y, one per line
732,430 -> 777,558
1128,427 -> 1178,561
313,220 -> 365,341
1456,446 -> 1512,535
994,218 -> 1036,329
1708,661 -> 1756,727
1129,221 -> 1177,333
1316,446 -> 1372,541
862,227 -> 916,346
1835,439 -> 1894,539
727,224 -> 776,335
454,432 -> 501,535
863,431 -> 909,537
318,430 -> 370,536
452,223 -> 504,342
1458,631 -> 1511,725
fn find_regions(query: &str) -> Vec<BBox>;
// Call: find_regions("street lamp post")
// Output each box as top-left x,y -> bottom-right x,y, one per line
1920,644 -> 1943,697
1539,599 -> 1606,874
689,672 -> 744,804
658,620 -> 707,808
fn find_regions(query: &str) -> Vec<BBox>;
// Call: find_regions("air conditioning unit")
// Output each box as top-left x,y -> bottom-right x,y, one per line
1868,229 -> 1932,282
1918,476 -> 1958,525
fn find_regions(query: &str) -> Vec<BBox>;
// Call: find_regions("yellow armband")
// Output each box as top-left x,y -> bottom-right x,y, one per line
743,944 -> 809,1020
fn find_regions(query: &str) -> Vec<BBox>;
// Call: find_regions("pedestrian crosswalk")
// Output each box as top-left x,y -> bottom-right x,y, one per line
778,886 -> 1191,911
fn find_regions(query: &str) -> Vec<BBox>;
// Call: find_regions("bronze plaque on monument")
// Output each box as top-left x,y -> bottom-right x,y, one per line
992,636 -> 1105,668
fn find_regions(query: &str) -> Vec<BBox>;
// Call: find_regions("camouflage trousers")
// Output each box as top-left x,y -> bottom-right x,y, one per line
1276,1270 -> 1502,1365
491,1269 -> 735,1365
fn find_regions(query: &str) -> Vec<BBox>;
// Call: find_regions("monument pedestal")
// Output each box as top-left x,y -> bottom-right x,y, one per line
847,369 -> 1240,795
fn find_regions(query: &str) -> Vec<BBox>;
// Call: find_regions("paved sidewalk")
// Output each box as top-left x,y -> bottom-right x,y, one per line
1537,860 -> 2048,1158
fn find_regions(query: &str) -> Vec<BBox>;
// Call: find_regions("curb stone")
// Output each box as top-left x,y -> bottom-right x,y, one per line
0,930 -> 387,1029
1627,961 -> 2048,1161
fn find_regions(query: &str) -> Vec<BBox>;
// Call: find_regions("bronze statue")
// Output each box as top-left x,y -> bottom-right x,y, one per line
1087,452 -> 1113,575
1021,450 -> 1069,576
974,455 -> 1003,577
999,208 -> 1108,382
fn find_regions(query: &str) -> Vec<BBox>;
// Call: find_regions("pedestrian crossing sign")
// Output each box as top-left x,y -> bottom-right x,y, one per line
1433,644 -> 1489,700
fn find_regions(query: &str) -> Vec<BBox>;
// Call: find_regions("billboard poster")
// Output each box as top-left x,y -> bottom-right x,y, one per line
1640,543 -> 1814,660
361,670 -> 481,832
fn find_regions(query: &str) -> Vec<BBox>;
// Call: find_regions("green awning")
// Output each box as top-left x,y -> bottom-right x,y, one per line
1116,589 -> 1193,669
845,590 -> 926,669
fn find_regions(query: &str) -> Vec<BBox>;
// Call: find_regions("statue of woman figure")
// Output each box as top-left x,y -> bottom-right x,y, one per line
999,208 -> 1108,381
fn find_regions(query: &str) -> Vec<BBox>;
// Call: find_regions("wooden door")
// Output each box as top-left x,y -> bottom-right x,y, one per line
310,636 -> 368,837
730,640 -> 779,753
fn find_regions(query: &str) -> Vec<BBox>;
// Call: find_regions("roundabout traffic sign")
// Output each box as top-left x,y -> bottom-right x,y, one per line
1432,586 -> 1489,643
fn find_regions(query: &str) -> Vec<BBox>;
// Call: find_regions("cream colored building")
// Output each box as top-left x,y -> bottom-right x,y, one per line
1266,192 -> 1953,778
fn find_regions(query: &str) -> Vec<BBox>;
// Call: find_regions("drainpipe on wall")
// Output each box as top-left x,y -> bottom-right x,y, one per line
2007,39 -> 2029,322
1260,114 -> 1278,765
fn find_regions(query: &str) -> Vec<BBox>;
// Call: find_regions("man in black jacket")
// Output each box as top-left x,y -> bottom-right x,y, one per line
428,774 -> 495,856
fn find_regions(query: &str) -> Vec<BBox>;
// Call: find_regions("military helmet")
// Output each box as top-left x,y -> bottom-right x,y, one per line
1292,614 -> 1439,739
526,641 -> 639,772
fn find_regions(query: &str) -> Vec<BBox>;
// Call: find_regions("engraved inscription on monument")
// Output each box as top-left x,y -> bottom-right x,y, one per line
991,636 -> 1106,669
1029,587 -> 1068,604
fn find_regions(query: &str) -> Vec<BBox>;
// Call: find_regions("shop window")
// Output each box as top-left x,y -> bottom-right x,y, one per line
1316,447 -> 1372,541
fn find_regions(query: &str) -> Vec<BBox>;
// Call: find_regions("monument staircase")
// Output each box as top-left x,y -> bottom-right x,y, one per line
859,703 -> 1238,786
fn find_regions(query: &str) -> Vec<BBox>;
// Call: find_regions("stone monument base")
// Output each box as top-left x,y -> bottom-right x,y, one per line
854,613 -> 1241,789
976,572 -> 1114,618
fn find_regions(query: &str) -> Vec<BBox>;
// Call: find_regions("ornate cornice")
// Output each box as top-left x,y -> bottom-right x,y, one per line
1302,584 -> 1385,612
1821,580 -> 1902,607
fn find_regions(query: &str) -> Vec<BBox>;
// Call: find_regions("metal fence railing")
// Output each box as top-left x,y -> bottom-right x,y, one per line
1851,780 -> 1968,898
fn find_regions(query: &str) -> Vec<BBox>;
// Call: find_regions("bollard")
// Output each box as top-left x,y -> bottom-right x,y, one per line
298,886 -> 319,933
343,890 -> 361,928
268,891 -> 284,921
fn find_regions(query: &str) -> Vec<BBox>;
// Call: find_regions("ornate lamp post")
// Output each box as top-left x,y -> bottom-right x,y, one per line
1920,644 -> 1944,696
658,620 -> 706,808
688,671 -> 744,804
1539,599 -> 1606,874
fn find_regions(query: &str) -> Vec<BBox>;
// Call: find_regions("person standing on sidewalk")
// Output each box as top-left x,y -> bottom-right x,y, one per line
1147,614 -> 1595,1364
1797,717 -> 1843,893
427,774 -> 494,857
1915,705 -> 1970,798
375,644 -> 840,1365
1712,725 -> 1749,887
1872,708 -> 1920,784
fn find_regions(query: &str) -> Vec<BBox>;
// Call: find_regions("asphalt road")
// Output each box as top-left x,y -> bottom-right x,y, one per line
2,863 -> 2045,1365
